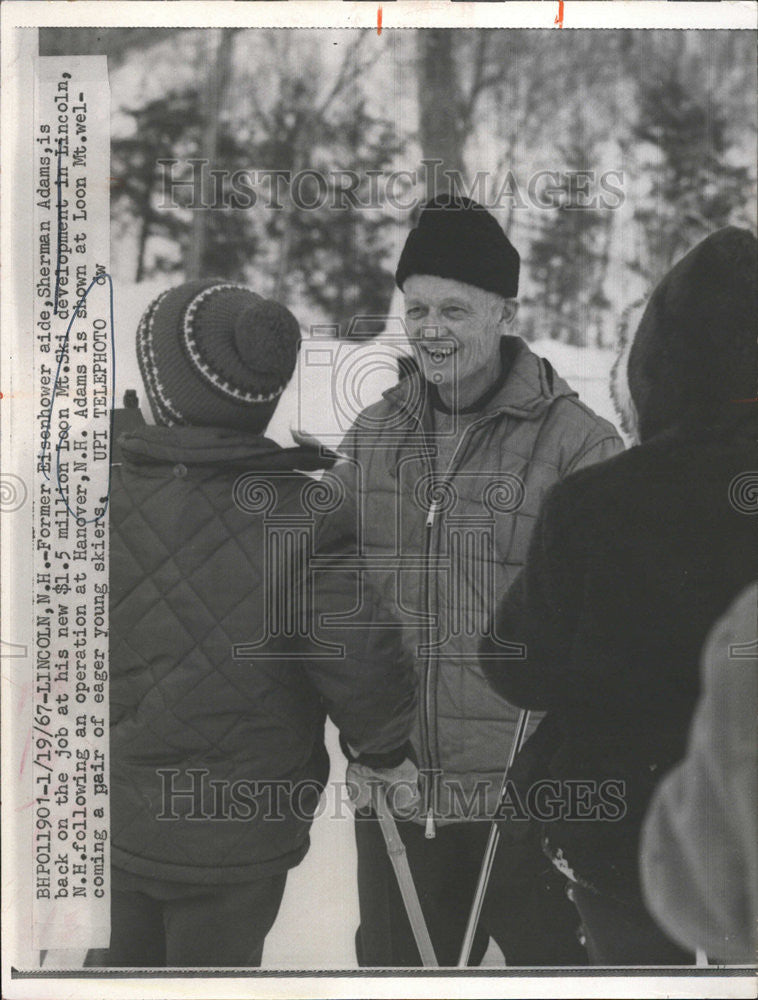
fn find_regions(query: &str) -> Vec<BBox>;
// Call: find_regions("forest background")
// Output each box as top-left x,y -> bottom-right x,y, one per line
41,27 -> 756,351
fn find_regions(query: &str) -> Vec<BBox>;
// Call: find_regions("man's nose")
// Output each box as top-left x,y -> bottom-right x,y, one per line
420,315 -> 446,340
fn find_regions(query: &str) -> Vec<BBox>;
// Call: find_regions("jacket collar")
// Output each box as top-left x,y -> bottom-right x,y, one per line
383,335 -> 577,424
118,425 -> 336,472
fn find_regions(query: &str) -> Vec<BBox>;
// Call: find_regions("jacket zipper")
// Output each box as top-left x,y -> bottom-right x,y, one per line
422,496 -> 439,838
418,413 -> 494,838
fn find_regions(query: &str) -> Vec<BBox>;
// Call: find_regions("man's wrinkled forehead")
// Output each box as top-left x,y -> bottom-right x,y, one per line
403,274 -> 503,310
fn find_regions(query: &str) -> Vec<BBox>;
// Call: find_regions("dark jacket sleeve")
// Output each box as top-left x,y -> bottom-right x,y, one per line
284,453 -> 417,760
479,478 -> 585,711
301,569 -> 417,758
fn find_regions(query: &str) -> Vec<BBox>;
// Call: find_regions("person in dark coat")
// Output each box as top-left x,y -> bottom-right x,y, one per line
480,226 -> 758,965
87,281 -> 415,968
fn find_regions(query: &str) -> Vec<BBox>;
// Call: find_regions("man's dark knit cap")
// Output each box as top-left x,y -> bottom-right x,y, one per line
395,194 -> 520,299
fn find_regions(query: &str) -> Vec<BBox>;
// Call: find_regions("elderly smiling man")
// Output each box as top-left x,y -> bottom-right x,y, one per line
318,195 -> 623,966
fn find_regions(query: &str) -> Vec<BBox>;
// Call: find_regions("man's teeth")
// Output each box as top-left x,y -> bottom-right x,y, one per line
426,345 -> 455,360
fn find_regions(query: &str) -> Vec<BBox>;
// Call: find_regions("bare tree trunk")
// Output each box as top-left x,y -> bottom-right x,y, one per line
497,78 -> 534,238
417,30 -> 466,199
592,215 -> 614,348
271,37 -> 368,304
272,146 -> 303,303
185,28 -> 236,280
135,212 -> 150,283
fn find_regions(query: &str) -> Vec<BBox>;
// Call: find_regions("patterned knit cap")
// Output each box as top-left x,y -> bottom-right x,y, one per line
137,279 -> 301,431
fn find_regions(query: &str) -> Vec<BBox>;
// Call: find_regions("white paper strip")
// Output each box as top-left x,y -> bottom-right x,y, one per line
31,55 -> 111,952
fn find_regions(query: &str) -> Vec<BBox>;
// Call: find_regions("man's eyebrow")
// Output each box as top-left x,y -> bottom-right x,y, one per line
405,296 -> 472,308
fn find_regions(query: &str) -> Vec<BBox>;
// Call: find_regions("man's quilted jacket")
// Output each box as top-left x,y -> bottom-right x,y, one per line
109,425 -> 415,884
317,336 -> 623,828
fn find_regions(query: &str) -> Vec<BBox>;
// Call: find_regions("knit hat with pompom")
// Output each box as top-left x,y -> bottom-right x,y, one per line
137,279 -> 301,432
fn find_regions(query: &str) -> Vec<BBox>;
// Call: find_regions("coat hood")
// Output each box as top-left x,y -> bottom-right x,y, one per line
628,226 -> 757,442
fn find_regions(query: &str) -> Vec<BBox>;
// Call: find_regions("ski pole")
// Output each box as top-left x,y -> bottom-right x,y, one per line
372,782 -> 438,967
457,708 -> 531,967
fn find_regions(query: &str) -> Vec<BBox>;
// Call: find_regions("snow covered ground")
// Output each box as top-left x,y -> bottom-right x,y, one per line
41,289 -> 624,969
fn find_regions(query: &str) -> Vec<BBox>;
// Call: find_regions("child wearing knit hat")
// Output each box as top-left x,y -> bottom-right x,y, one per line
89,281 -> 415,967
137,279 -> 302,430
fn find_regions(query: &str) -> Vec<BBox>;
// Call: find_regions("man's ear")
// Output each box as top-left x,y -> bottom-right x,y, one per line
500,300 -> 518,325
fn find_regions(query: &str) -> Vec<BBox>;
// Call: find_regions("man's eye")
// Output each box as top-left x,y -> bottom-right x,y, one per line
444,307 -> 466,318
406,307 -> 425,319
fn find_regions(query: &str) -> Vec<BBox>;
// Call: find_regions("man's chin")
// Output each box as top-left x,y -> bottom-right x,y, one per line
422,368 -> 454,389
416,357 -> 457,386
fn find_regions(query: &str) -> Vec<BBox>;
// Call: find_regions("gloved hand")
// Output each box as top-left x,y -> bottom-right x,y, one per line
346,757 -> 421,817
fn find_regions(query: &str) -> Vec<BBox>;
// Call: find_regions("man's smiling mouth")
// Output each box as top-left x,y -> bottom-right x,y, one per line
420,343 -> 458,363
